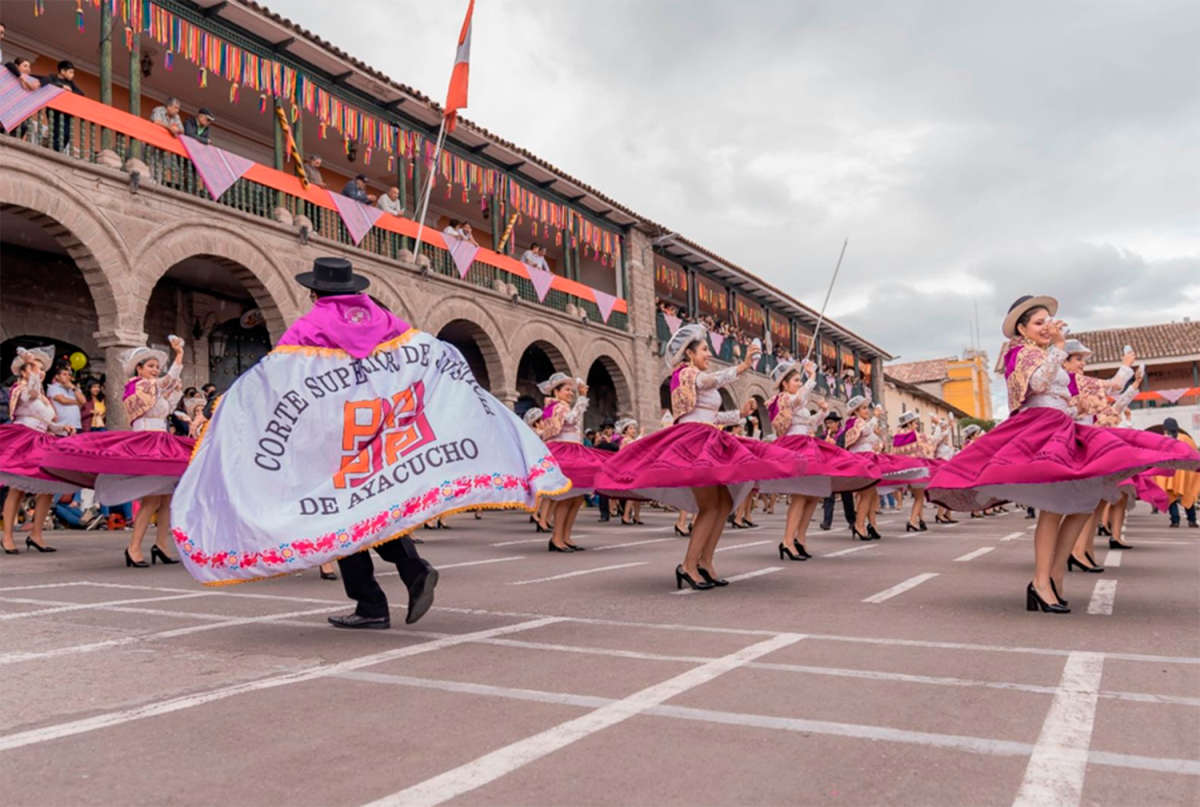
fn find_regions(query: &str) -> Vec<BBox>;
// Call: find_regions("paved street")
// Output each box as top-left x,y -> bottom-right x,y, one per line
1,505 -> 1197,807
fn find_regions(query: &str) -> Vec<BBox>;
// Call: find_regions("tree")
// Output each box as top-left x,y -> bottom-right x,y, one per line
959,416 -> 998,433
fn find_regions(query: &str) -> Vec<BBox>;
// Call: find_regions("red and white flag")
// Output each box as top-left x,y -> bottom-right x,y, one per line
443,0 -> 475,132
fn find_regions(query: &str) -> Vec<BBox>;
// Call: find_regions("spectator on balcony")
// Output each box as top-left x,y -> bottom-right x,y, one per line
521,242 -> 542,269
305,155 -> 327,189
39,61 -> 83,153
442,219 -> 465,241
150,97 -> 184,138
342,174 -> 376,205
377,186 -> 404,216
183,107 -> 215,145
5,55 -> 40,92
459,222 -> 482,248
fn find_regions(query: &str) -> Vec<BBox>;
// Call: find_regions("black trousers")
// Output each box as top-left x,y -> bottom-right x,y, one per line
822,491 -> 856,528
337,536 -> 431,619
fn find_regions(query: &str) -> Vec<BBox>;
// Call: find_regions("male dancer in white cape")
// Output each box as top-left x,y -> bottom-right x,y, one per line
172,257 -> 570,628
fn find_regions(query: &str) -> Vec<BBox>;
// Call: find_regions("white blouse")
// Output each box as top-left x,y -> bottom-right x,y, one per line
778,375 -> 829,437
678,365 -> 742,426
131,362 -> 184,433
545,397 -> 589,445
846,416 -> 883,454
10,372 -> 67,434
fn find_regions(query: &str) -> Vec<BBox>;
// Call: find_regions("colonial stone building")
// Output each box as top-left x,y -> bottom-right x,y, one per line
0,1 -> 891,431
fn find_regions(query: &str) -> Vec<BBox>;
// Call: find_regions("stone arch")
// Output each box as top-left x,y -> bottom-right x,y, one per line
129,219 -> 300,344
576,340 -> 635,416
508,320 -> 578,377
358,272 -> 415,322
418,295 -> 512,394
436,319 -> 503,393
0,166 -> 128,335
581,354 -> 634,425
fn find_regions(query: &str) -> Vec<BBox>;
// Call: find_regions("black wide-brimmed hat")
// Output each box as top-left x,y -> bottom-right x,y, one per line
294,257 -> 370,293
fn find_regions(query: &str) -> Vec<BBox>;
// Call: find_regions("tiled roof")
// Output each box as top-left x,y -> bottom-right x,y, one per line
1071,322 -> 1200,364
885,358 -> 951,385
222,0 -> 892,359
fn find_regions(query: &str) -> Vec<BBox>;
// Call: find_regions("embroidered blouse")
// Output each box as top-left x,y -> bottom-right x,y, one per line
123,361 -> 184,433
540,397 -> 589,444
929,422 -> 955,460
767,375 -> 828,437
1003,342 -> 1072,415
891,429 -> 933,459
670,364 -> 742,426
1072,366 -> 1135,426
842,416 -> 884,454
9,372 -> 69,434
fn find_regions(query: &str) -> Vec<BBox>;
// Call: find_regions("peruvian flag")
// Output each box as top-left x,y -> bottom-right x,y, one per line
443,0 -> 475,133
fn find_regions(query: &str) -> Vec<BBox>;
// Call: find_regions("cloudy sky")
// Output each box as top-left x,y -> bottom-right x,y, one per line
279,0 -> 1199,415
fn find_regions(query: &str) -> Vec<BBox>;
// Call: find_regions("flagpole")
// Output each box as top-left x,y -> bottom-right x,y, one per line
803,237 -> 849,365
411,117 -> 449,264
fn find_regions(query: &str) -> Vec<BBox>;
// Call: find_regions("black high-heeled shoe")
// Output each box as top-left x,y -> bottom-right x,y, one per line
26,537 -> 56,553
728,517 -> 742,529
535,522 -> 548,534
634,519 -> 645,525
125,549 -> 149,568
697,566 -> 729,586
548,539 -> 574,553
3,543 -> 19,555
852,526 -> 871,541
740,519 -> 756,529
676,565 -> 713,590
674,525 -> 689,537
439,522 -> 451,530
1027,582 -> 1070,613
566,543 -> 585,551
918,520 -> 927,531
1084,552 -> 1103,571
1108,537 -> 1132,550
1050,579 -> 1068,607
150,545 -> 179,565
1097,523 -> 1111,537
779,542 -> 807,561
1067,554 -> 1103,573
906,523 -> 920,533
319,568 -> 339,581
867,524 -> 882,540
934,514 -> 949,524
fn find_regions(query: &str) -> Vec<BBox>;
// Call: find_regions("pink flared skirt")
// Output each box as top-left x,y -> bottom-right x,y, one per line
41,430 -> 195,505
927,407 -> 1199,514
0,424 -> 80,496
1113,471 -> 1169,512
592,421 -> 805,512
544,441 -> 612,499
757,434 -> 879,497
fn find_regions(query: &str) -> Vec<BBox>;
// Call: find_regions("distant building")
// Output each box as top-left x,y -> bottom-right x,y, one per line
1073,320 -> 1200,431
883,373 -> 972,447
885,350 -> 993,420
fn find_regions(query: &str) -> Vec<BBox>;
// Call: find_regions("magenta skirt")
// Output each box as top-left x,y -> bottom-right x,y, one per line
1114,471 -> 1169,512
593,422 -> 804,512
927,407 -> 1199,514
544,441 -> 611,497
41,430 -> 195,504
758,435 -> 879,497
0,424 -> 80,495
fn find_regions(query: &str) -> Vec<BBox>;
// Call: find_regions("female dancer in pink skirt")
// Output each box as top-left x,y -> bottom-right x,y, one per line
594,324 -> 804,590
928,417 -> 959,525
890,411 -> 937,533
42,338 -> 193,567
927,296 -> 1199,613
841,397 -> 926,541
759,359 -> 877,560
523,407 -> 555,534
537,373 -> 606,552
613,419 -> 646,526
0,346 -> 79,554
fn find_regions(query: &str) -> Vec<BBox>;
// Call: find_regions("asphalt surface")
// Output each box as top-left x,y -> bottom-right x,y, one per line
0,504 -> 1197,807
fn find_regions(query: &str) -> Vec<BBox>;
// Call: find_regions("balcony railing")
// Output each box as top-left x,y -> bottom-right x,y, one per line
655,310 -> 803,386
18,101 -> 628,332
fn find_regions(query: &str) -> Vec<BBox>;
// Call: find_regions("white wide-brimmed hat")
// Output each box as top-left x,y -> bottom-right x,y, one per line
537,372 -> 578,396
771,360 -> 799,388
846,395 -> 870,412
523,408 -> 544,426
183,396 -> 207,415
897,411 -> 920,427
121,346 -> 169,378
963,424 -> 983,438
1063,339 -> 1092,358
664,323 -> 708,367
10,345 -> 56,376
615,418 -> 638,434
1002,295 -> 1059,339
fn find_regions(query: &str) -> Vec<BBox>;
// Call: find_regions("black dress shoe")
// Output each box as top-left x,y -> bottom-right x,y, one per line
818,522 -> 831,531
329,614 -> 390,630
867,524 -> 882,540
150,545 -> 179,565
696,567 -> 729,587
124,549 -> 149,568
405,568 -> 439,625
320,569 -> 339,581
1067,554 -> 1103,573
26,537 -> 56,553
548,540 -> 574,552
1108,538 -> 1132,550
566,544 -> 586,551
918,520 -> 927,531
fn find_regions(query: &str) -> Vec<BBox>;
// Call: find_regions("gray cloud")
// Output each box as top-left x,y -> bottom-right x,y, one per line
278,0 -> 1199,416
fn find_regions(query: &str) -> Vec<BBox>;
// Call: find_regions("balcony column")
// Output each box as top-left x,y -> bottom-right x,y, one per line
493,389 -> 519,411
292,102 -> 303,169
99,0 -> 113,150
272,97 -> 285,209
128,32 -> 141,159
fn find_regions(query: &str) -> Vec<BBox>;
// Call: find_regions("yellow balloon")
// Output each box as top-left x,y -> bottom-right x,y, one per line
69,352 -> 88,371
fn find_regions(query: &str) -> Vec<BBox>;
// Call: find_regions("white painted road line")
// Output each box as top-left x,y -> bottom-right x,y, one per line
1087,580 -> 1118,616
673,566 -> 783,595
591,537 -> 676,552
490,537 -> 555,547
824,545 -> 877,558
714,540 -> 772,553
360,633 -> 805,807
0,617 -> 562,752
1102,551 -> 1122,568
954,547 -> 995,562
863,573 -> 939,604
380,557 -> 525,576
508,562 -> 647,586
0,592 -> 211,621
1003,532 -> 1027,541
1012,651 -> 1105,807
0,582 -> 88,593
